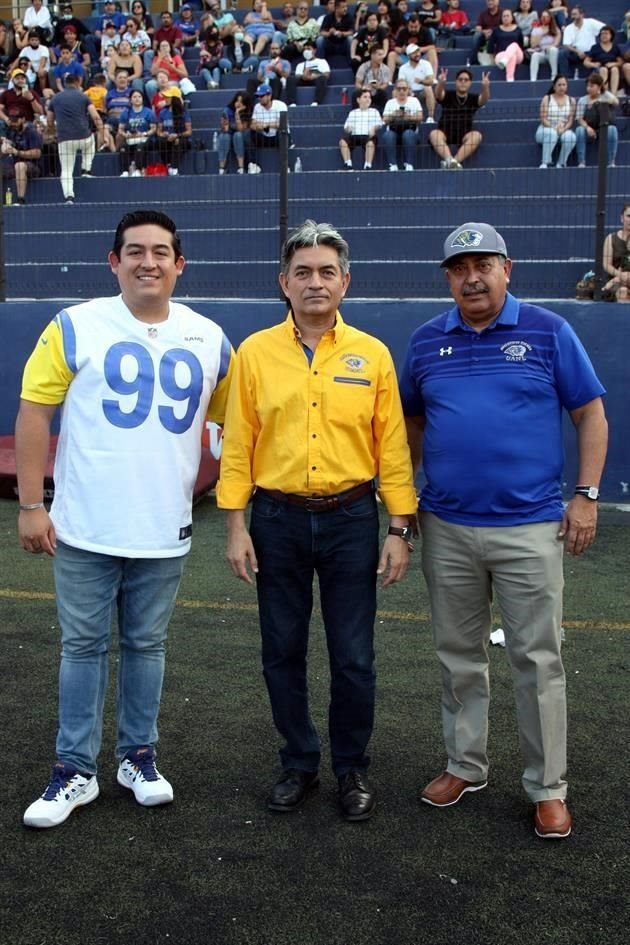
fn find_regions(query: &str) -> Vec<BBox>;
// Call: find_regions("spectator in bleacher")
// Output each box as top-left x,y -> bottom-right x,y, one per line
415,0 -> 442,41
95,1 -> 127,43
535,74 -> 576,166
118,89 -> 157,176
398,43 -> 436,121
471,0 -> 503,66
221,30 -> 259,74
284,3 -> 320,62
131,1 -> 155,41
217,90 -> 252,174
251,40 -> 291,100
389,13 -> 437,77
250,82 -> 288,154
514,0 -> 538,47
53,45 -> 86,92
202,1 -> 238,40
317,0 -> 335,29
121,17 -> 152,58
20,30 -> 50,93
107,39 -> 144,93
50,25 -> 90,70
85,72 -> 115,151
355,46 -> 392,113
272,3 -> 297,47
354,2 -> 370,32
51,4 -> 92,51
529,10 -> 560,80
47,73 -> 103,202
377,1 -> 404,52
105,69 -> 133,143
0,21 -> 18,81
429,67 -> 490,168
1,107 -> 42,204
602,204 -> 630,302
488,9 -> 525,81
546,0 -> 569,29
0,68 -> 43,125
285,39 -> 330,106
575,72 -> 618,167
244,1 -> 276,57
339,86 -> 383,168
198,25 -> 224,89
317,0 -> 353,63
382,77 -> 422,171
23,0 -> 52,43
156,87 -> 192,174
438,0 -> 471,40
351,12 -> 390,75
150,68 -> 174,118
558,6 -> 604,78
146,40 -> 196,101
621,9 -> 630,42
11,18 -> 29,54
176,5 -> 201,48
100,21 -> 119,71
583,26 -> 624,96
152,11 -> 184,53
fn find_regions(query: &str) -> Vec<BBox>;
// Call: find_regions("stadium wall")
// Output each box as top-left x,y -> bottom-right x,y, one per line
1,301 -> 626,503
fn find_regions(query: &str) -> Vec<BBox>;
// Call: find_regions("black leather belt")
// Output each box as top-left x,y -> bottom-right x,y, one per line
256,480 -> 375,512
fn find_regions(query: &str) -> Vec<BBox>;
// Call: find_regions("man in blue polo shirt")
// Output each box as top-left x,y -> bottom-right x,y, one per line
400,222 -> 608,840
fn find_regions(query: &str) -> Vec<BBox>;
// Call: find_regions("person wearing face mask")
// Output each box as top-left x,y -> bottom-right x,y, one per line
284,3 -> 319,62
285,40 -> 330,106
221,29 -> 259,74
198,25 -> 225,89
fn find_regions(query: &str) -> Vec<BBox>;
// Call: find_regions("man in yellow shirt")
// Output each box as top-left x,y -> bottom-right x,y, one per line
217,220 -> 417,822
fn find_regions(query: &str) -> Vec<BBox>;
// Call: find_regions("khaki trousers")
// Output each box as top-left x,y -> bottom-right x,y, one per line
420,512 -> 567,802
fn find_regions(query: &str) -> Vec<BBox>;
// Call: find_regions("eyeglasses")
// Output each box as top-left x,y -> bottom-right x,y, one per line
395,85 -> 409,90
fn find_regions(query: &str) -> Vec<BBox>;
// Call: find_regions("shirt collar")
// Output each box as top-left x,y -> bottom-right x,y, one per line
285,309 -> 345,343
444,291 -> 520,334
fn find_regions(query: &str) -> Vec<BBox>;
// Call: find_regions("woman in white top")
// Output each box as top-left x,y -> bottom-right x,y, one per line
534,74 -> 576,167
339,88 -> 383,170
529,10 -> 560,81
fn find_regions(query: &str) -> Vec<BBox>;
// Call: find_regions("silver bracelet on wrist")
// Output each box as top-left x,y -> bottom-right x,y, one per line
19,502 -> 45,511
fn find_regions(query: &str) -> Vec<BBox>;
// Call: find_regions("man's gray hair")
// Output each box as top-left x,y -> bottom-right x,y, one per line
281,220 -> 350,275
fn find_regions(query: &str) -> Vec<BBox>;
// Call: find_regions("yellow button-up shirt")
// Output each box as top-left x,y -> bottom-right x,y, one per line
216,311 -> 417,514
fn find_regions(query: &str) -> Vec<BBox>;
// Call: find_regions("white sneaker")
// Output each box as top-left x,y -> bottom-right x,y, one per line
425,116 -> 435,124
404,162 -> 414,171
236,167 -> 244,174
23,762 -> 99,828
132,169 -> 142,177
363,162 -> 371,169
120,171 -> 129,177
218,167 -> 225,174
247,162 -> 262,174
539,162 -> 548,168
389,163 -> 398,172
167,167 -> 179,176
117,747 -> 173,807
310,101 -> 318,106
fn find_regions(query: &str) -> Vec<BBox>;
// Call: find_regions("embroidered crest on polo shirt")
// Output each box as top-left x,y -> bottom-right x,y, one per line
451,229 -> 483,249
501,341 -> 532,362
340,353 -> 369,373
147,326 -> 158,338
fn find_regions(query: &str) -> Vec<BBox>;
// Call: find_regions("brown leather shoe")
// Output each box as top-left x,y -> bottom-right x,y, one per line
421,770 -> 487,807
534,799 -> 572,839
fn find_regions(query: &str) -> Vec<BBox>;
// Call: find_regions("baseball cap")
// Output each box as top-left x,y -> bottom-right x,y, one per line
181,3 -> 192,8
256,83 -> 272,96
7,107 -> 23,118
441,222 -> 508,267
11,68 -> 26,79
405,44 -> 420,56
162,86 -> 183,99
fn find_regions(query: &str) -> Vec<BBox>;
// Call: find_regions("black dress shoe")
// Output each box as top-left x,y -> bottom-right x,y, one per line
338,770 -> 376,821
267,768 -> 319,812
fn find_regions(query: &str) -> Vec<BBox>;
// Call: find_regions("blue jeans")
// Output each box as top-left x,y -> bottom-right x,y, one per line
217,129 -> 249,164
54,541 -> 185,774
250,489 -> 379,776
383,127 -> 418,166
575,124 -> 618,165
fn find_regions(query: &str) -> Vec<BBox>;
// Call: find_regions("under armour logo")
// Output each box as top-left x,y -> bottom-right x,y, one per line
440,347 -> 453,356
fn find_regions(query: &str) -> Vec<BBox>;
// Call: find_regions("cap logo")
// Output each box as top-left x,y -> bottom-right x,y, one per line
451,229 -> 483,249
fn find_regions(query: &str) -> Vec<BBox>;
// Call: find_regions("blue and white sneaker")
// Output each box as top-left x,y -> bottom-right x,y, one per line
23,761 -> 99,828
117,747 -> 173,806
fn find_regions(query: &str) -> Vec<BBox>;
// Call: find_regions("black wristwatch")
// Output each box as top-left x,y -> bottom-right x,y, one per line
388,525 -> 413,541
574,485 -> 599,501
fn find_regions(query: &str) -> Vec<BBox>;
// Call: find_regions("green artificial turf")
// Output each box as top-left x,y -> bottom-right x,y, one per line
1,500 -> 628,945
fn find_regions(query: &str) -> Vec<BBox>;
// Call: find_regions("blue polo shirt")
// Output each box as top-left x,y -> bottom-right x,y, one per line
399,293 -> 605,526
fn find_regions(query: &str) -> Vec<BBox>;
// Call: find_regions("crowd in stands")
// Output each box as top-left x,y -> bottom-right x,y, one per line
0,0 -> 628,194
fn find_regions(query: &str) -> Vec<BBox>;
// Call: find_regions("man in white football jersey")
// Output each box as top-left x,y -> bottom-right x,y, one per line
16,210 -> 234,828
